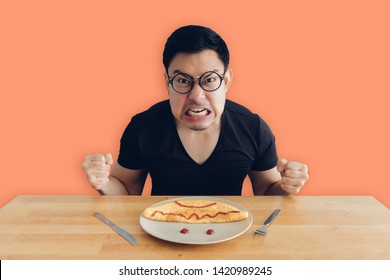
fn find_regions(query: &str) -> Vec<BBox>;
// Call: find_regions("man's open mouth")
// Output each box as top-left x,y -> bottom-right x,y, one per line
185,107 -> 210,117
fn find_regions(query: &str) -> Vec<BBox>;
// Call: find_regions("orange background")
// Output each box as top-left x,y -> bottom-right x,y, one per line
1,0 -> 389,208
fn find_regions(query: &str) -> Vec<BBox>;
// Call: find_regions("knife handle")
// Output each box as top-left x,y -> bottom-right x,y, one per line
93,212 -> 137,245
94,212 -> 115,227
264,209 -> 281,226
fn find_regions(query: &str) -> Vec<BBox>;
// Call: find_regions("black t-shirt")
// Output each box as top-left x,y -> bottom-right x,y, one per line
118,99 -> 278,195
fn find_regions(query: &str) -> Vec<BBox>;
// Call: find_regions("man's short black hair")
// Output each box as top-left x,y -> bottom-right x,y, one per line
163,25 -> 230,73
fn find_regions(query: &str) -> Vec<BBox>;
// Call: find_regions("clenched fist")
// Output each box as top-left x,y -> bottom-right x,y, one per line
277,158 -> 309,194
82,154 -> 113,190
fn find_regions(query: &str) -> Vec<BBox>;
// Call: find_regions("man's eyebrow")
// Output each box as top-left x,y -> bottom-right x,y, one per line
203,69 -> 221,73
172,69 -> 183,75
172,69 -> 221,75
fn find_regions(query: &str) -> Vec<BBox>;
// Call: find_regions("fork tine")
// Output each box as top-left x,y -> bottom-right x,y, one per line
254,225 -> 268,235
254,209 -> 281,235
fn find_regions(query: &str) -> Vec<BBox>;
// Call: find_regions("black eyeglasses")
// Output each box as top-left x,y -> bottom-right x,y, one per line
167,70 -> 225,94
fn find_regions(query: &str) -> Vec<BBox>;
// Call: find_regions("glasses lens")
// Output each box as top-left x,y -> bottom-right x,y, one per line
200,71 -> 222,91
172,74 -> 193,94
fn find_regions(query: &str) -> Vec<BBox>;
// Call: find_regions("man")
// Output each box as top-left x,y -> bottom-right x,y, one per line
82,25 -> 309,196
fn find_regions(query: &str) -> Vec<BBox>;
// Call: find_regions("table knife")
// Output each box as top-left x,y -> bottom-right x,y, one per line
93,212 -> 137,245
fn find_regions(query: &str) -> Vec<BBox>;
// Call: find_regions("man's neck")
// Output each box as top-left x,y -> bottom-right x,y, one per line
175,119 -> 222,165
176,119 -> 221,137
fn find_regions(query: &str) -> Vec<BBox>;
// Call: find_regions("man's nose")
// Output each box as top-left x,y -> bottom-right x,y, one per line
188,82 -> 206,101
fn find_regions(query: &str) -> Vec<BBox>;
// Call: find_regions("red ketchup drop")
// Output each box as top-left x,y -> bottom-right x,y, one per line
206,229 -> 215,235
180,228 -> 189,234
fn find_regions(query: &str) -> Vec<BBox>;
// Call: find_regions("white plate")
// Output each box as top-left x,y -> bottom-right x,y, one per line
139,196 -> 253,245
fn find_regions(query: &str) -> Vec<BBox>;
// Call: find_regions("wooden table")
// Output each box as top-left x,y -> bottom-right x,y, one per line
0,195 -> 389,260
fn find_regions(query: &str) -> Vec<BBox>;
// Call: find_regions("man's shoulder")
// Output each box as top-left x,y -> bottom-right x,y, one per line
224,100 -> 272,132
123,100 -> 173,138
132,100 -> 171,121
225,99 -> 259,120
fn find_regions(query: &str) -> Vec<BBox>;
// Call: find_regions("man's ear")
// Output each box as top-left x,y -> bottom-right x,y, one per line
164,72 -> 169,92
224,69 -> 233,93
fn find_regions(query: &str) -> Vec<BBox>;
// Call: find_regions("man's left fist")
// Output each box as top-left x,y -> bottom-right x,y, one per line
277,158 -> 309,194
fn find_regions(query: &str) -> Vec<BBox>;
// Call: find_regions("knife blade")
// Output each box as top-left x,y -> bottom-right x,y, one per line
93,212 -> 137,246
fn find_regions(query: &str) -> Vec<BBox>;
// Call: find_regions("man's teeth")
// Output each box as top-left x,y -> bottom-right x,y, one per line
187,108 -> 208,116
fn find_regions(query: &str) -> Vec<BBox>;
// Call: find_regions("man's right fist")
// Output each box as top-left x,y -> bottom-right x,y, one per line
82,154 -> 113,190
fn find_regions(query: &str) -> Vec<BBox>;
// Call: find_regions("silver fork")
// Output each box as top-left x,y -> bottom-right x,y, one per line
254,209 -> 281,235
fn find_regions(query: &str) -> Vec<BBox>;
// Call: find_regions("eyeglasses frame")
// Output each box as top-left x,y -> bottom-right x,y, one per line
167,70 -> 226,94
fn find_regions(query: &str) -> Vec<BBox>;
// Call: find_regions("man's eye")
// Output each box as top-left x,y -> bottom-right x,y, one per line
205,77 -> 216,83
178,78 -> 190,84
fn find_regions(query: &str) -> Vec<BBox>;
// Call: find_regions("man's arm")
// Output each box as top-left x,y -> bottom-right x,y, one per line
249,159 -> 309,195
109,163 -> 147,195
249,167 -> 286,195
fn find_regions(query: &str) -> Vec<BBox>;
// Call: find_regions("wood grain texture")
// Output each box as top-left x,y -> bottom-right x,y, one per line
0,195 -> 389,260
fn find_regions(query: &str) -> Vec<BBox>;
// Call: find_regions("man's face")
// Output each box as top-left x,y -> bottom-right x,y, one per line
166,49 -> 232,132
